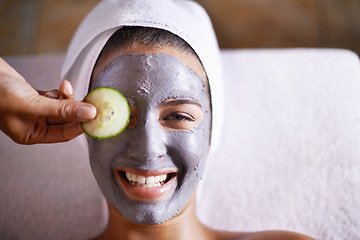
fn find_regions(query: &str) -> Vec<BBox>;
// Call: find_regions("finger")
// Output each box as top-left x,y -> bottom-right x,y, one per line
44,90 -> 61,99
32,95 -> 97,121
45,121 -> 84,143
34,121 -> 84,144
46,115 -> 68,125
43,89 -> 69,124
59,80 -> 74,100
37,88 -> 62,99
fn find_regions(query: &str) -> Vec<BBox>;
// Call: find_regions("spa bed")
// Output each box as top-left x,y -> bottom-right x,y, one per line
1,48 -> 359,240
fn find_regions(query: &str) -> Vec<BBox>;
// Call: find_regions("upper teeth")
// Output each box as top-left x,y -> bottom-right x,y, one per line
125,172 -> 167,188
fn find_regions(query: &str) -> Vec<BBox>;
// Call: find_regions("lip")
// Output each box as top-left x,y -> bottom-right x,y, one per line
114,167 -> 177,201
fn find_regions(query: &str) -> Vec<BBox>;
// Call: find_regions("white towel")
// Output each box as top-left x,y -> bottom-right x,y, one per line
2,49 -> 360,240
61,0 -> 223,151
198,49 -> 360,239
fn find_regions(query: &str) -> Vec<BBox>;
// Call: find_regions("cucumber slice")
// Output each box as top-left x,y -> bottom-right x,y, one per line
81,87 -> 130,139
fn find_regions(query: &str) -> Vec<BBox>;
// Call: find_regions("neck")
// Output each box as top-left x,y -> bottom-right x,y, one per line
97,194 -> 214,240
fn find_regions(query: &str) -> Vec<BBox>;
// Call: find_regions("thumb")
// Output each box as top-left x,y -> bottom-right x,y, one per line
33,95 -> 97,121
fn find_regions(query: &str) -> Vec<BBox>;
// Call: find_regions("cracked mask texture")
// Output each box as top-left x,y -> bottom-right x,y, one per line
88,53 -> 211,224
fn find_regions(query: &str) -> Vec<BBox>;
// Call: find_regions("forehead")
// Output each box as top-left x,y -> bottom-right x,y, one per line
91,45 -> 208,90
94,53 -> 207,103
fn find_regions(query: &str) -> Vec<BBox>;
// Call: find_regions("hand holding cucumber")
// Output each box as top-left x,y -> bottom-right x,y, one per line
0,57 -> 97,144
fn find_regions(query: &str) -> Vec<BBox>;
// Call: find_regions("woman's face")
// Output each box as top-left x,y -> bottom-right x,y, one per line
88,48 -> 211,225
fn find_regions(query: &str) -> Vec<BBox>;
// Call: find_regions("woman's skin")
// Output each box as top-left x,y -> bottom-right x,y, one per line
89,45 -> 315,240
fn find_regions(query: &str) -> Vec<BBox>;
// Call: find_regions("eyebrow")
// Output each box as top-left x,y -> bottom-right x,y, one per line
162,99 -> 202,107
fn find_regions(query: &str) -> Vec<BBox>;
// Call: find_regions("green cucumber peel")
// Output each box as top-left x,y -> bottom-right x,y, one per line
81,87 -> 130,140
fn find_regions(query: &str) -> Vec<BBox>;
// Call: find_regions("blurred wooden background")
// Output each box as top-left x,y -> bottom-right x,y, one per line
1,0 -> 359,56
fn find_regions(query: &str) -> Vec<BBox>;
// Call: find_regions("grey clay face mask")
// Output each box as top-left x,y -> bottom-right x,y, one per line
88,53 -> 211,225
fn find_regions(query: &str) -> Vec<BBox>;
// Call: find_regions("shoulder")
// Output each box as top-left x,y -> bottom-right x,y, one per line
213,230 -> 315,240
245,230 -> 316,240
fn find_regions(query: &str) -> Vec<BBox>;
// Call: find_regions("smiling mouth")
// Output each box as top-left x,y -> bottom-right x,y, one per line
121,171 -> 175,188
115,169 -> 177,201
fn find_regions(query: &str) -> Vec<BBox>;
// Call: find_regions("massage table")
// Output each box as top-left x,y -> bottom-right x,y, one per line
1,48 -> 359,239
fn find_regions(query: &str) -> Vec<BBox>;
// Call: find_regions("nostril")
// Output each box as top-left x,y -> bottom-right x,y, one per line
128,153 -> 165,162
128,154 -> 141,160
126,127 -> 167,162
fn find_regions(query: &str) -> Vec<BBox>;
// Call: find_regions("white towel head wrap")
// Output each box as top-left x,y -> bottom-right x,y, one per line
61,0 -> 223,151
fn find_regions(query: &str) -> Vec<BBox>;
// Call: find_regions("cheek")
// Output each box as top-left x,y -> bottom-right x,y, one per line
88,138 -> 125,170
168,124 -> 210,169
88,140 -> 107,173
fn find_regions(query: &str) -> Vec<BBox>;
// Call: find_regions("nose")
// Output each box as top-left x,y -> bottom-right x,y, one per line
127,118 -> 167,162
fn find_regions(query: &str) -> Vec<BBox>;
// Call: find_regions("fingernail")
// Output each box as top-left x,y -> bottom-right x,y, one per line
45,92 -> 58,99
64,80 -> 74,95
76,105 -> 97,119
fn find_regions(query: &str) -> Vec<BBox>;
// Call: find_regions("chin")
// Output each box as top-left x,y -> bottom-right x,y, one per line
105,174 -> 200,225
